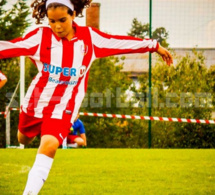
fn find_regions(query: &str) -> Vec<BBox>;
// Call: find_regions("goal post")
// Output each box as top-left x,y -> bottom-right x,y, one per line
5,56 -> 25,148
19,56 -> 25,149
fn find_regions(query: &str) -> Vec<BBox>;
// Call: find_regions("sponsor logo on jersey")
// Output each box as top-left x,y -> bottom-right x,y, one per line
43,63 -> 86,78
48,77 -> 78,85
79,65 -> 87,77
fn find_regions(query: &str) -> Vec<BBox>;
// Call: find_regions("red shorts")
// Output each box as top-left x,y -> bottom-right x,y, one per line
67,135 -> 79,144
18,111 -> 71,145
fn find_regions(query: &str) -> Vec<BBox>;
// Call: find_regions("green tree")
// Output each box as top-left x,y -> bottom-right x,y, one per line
0,0 -> 30,148
79,56 -> 150,148
0,0 -> 30,40
137,49 -> 215,148
127,18 -> 149,39
152,27 -> 169,48
207,65 -> 215,106
127,18 -> 169,47
81,56 -> 136,148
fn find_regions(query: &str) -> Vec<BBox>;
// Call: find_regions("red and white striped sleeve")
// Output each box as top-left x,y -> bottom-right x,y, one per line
0,27 -> 41,59
89,27 -> 159,59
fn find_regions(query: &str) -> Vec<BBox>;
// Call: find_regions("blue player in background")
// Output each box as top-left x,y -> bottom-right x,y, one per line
63,114 -> 87,148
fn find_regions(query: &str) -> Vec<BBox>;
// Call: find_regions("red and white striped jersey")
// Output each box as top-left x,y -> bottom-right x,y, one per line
0,22 -> 158,123
0,71 -> 7,81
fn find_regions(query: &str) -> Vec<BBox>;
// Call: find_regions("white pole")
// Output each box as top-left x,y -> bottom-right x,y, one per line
19,56 -> 25,149
5,110 -> 10,148
4,81 -> 20,148
20,56 -> 25,105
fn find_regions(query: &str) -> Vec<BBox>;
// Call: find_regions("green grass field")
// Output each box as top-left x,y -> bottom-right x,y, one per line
0,149 -> 215,195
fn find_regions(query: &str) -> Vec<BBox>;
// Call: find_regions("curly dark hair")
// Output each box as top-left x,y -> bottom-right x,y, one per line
31,0 -> 92,24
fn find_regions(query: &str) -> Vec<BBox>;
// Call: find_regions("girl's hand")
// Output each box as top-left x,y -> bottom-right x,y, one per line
156,45 -> 173,66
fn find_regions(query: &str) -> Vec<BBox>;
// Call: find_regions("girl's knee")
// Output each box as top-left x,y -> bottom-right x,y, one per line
17,131 -> 34,145
38,135 -> 59,158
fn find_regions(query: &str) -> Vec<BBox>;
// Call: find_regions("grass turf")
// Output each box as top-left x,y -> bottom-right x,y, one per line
0,149 -> 215,195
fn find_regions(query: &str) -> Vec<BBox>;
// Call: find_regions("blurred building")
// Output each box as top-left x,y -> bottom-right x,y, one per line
119,48 -> 215,78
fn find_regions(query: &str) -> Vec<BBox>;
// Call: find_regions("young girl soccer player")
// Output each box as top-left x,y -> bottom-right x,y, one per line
0,0 -> 173,194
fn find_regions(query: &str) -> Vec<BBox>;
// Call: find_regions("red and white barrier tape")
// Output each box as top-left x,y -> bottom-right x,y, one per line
9,108 -> 20,111
79,112 -> 215,124
1,109 -> 214,124
0,107 -> 20,117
